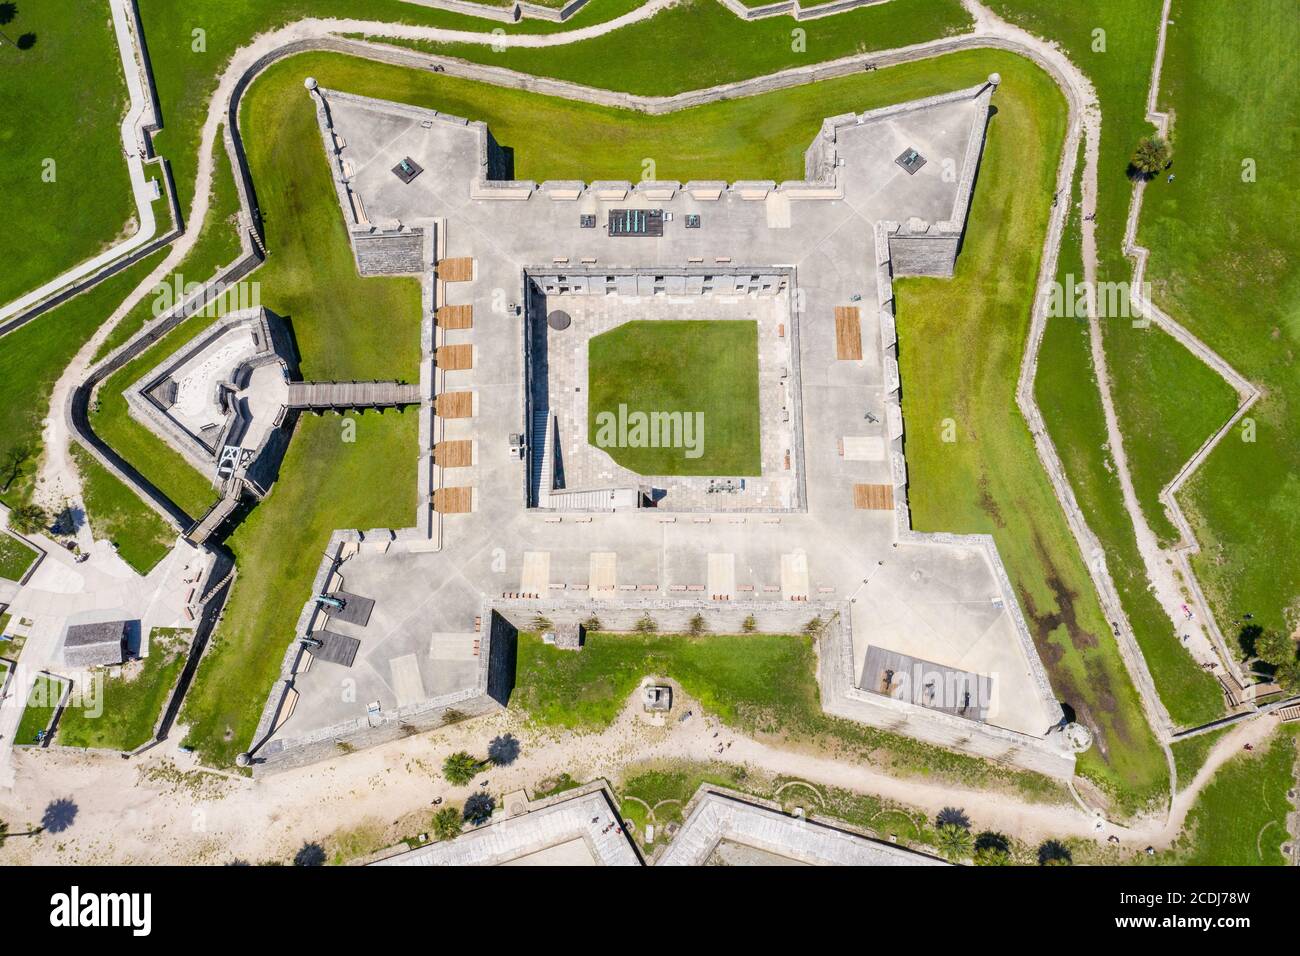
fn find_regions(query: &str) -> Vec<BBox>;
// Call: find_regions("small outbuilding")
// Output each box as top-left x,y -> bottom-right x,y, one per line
62,620 -> 129,669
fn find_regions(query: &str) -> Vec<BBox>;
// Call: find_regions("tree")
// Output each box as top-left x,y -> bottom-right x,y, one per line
802,616 -> 824,637
633,614 -> 657,634
1129,136 -> 1172,177
442,751 -> 481,786
1252,630 -> 1300,692
741,614 -> 757,633
433,806 -> 462,841
7,503 -> 47,536
688,613 -> 708,636
935,822 -> 973,862
974,831 -> 1012,866
0,818 -> 7,848
582,615 -> 603,632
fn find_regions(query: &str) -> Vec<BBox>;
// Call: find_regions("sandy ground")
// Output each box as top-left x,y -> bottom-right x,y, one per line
0,680 -> 1285,866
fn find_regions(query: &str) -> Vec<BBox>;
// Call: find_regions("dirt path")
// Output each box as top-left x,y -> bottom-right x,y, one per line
0,683 -> 1282,864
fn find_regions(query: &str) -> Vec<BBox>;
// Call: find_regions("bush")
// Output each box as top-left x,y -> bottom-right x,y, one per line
433,806 -> 462,841
1129,135 -> 1172,177
633,615 -> 657,634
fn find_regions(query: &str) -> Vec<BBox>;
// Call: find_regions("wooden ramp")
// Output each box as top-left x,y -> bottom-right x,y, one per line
186,487 -> 242,545
437,257 -> 474,282
434,440 -> 473,467
286,380 -> 420,409
433,487 -> 473,513
435,391 -> 473,418
853,483 -> 894,510
436,344 -> 473,371
436,304 -> 473,329
835,306 -> 863,360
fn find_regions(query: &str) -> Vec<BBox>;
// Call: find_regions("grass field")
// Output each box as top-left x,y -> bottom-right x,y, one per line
1164,725 -> 1298,865
513,631 -> 1068,802
400,0 -> 971,96
57,628 -> 189,751
1139,0 -> 1300,647
889,54 -> 1166,809
13,673 -> 69,746
1169,726 -> 1230,792
71,446 -> 176,575
0,532 -> 38,582
587,320 -> 760,476
0,1 -> 135,308
0,250 -> 168,511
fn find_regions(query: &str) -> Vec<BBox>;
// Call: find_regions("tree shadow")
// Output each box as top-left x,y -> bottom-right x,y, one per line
1037,839 -> 1073,866
463,792 -> 495,826
487,733 -> 520,767
41,798 -> 78,833
293,842 -> 326,866
0,4 -> 15,28
975,831 -> 1010,854
935,806 -> 970,829
16,32 -> 35,50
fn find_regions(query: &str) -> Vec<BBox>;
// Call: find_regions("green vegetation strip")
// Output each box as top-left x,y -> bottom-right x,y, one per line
58,628 -> 189,750
14,674 -> 69,746
514,631 -> 1066,802
71,446 -> 176,576
587,320 -> 760,476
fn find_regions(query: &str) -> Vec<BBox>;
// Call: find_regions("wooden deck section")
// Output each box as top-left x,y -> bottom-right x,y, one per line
436,344 -> 473,371
433,487 -> 473,513
436,304 -> 473,329
835,306 -> 863,360
286,381 -> 420,409
437,257 -> 474,282
434,439 -> 473,468
853,483 -> 894,510
435,391 -> 473,418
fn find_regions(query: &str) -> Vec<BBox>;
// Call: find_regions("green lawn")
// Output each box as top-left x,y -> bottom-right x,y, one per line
400,0 -> 972,97
13,673 -> 69,746
71,446 -> 176,575
0,532 -> 38,582
1165,725 -> 1298,865
0,0 -> 136,308
1139,0 -> 1300,648
587,320 -> 760,476
57,628 -> 189,751
513,631 -> 1067,802
890,54 -> 1166,811
0,250 -> 168,511
1169,726 -> 1231,793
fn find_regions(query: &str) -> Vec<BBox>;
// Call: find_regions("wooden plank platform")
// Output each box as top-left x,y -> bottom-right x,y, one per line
436,344 -> 473,371
435,391 -> 473,418
437,257 -> 474,282
434,439 -> 473,468
286,381 -> 420,408
433,487 -> 473,513
436,304 -> 473,329
835,306 -> 863,360
853,483 -> 894,510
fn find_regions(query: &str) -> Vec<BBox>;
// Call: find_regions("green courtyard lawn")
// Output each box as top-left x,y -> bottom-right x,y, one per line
57,628 -> 189,751
71,446 -> 176,575
179,410 -> 418,766
1169,726 -> 1230,793
890,55 -> 1167,810
0,0 -> 135,308
0,532 -> 38,582
13,673 -> 69,746
1164,725 -> 1299,865
513,631 -> 1068,803
587,320 -> 760,476
1138,0 -> 1300,647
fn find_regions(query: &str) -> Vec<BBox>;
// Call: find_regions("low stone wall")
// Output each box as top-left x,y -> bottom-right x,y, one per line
718,0 -> 890,22
354,229 -> 427,275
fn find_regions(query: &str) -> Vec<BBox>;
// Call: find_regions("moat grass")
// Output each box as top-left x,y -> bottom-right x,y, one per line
887,53 -> 1168,811
71,446 -> 176,575
1162,725 -> 1299,865
0,533 -> 38,583
0,0 -> 135,307
1032,149 -> 1223,728
57,628 -> 189,751
587,319 -> 761,477
513,632 -> 1069,804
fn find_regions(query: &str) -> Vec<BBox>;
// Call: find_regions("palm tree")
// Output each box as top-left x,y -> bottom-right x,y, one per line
7,503 -> 47,536
433,806 -> 462,841
442,750 -> 481,786
1130,136 -> 1172,178
936,822 -> 973,862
